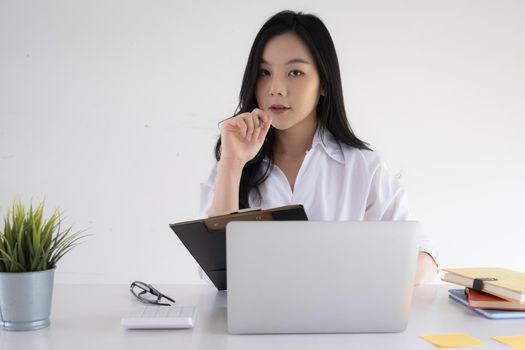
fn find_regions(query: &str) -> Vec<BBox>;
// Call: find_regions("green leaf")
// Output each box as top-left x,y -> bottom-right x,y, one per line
0,199 -> 88,272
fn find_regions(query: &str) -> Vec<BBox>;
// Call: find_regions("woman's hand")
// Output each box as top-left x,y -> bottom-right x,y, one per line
208,109 -> 271,216
219,108 -> 272,165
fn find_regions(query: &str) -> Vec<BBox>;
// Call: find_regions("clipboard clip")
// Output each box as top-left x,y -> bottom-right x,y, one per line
203,208 -> 271,232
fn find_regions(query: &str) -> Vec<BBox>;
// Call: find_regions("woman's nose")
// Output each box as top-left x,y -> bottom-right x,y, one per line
269,76 -> 286,96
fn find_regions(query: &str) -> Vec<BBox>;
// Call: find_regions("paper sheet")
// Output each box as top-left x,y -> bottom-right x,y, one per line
492,336 -> 525,350
420,333 -> 484,348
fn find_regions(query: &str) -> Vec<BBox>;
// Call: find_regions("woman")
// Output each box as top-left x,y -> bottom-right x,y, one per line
200,10 -> 438,284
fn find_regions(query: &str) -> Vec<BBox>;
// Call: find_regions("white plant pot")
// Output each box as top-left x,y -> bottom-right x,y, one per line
0,268 -> 55,331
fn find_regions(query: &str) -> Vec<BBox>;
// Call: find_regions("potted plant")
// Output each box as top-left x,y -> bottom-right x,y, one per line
0,199 -> 87,331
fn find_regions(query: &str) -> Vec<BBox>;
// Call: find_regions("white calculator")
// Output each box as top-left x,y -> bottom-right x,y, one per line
121,305 -> 197,329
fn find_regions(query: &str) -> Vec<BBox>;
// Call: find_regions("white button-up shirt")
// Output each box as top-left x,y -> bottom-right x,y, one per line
199,127 -> 438,262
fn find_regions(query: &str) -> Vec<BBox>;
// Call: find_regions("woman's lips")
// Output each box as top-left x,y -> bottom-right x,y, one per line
269,105 -> 291,114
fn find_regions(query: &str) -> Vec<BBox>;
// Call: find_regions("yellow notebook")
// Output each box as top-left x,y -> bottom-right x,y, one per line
442,268 -> 525,304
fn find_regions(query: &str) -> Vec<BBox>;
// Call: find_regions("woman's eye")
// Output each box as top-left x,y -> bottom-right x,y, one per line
259,69 -> 270,77
289,70 -> 304,77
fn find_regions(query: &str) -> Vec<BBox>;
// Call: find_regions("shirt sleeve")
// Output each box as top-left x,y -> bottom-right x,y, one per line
198,162 -> 218,218
364,160 -> 439,266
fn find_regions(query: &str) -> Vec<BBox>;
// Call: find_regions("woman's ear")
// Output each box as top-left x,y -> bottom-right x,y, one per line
320,84 -> 326,96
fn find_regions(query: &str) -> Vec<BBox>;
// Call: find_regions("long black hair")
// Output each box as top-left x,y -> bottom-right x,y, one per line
215,10 -> 370,209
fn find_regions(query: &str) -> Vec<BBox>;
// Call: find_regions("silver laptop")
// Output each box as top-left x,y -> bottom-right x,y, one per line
226,221 -> 420,334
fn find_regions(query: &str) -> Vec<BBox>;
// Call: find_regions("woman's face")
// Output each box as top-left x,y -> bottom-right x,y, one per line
256,32 -> 322,131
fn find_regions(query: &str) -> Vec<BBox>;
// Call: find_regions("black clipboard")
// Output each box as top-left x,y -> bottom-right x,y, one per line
169,205 -> 308,290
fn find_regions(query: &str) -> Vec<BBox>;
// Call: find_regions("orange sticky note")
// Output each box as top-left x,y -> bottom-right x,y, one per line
421,333 -> 484,348
492,336 -> 525,350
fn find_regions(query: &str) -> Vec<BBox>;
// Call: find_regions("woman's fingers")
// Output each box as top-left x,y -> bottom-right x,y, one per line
234,117 -> 247,138
243,113 -> 255,141
251,112 -> 263,142
252,109 -> 272,143
222,109 -> 272,143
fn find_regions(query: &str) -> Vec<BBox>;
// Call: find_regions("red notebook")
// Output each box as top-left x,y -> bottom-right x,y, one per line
466,288 -> 525,310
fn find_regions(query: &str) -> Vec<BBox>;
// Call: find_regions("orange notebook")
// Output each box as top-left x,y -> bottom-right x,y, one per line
466,288 -> 525,310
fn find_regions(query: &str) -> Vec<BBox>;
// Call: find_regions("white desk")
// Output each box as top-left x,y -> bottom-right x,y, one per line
1,284 -> 523,350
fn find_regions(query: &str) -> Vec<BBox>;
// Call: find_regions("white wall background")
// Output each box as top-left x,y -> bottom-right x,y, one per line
1,0 -> 524,284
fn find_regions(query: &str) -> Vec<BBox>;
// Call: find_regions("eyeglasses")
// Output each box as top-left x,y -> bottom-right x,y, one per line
129,281 -> 175,306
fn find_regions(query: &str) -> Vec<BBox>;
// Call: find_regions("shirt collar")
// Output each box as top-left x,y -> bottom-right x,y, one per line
311,125 -> 345,164
262,125 -> 345,164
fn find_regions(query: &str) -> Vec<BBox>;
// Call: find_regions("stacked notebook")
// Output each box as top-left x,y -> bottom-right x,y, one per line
443,268 -> 525,319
